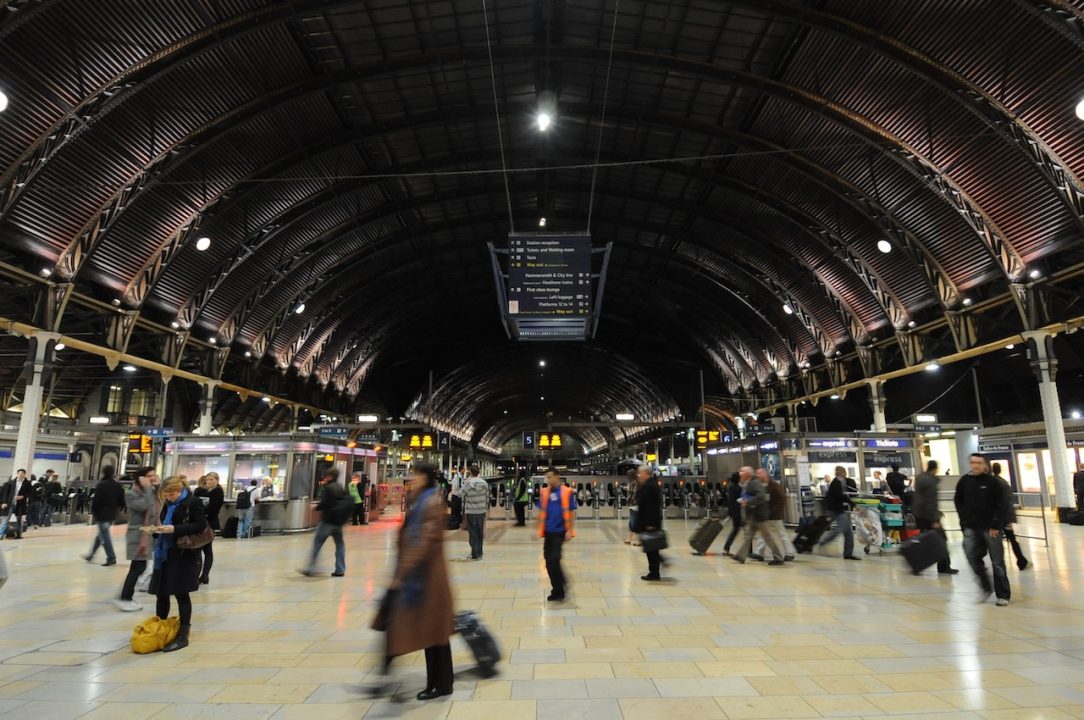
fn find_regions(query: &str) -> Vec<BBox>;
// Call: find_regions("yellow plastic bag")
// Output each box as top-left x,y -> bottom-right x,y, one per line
131,615 -> 180,654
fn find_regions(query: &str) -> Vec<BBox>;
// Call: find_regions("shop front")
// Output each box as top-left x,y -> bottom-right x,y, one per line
978,420 -> 1084,509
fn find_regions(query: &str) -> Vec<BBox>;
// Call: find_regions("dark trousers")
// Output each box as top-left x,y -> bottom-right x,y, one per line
200,542 -> 213,581
424,644 -> 454,693
915,518 -> 953,573
466,513 -> 485,559
120,559 -> 147,600
963,527 -> 1010,600
543,532 -> 566,597
646,549 -> 661,577
156,591 -> 193,625
723,515 -> 743,551
1004,525 -> 1027,567
29,502 -> 43,527
514,502 -> 527,526
352,503 -> 365,525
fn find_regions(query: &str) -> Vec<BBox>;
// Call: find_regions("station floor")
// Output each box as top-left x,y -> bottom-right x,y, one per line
0,513 -> 1082,720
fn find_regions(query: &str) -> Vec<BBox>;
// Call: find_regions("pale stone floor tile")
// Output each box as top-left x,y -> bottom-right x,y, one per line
79,702 -> 169,720
584,678 -> 659,698
611,661 -> 702,679
619,697 -> 726,720
447,699 -> 536,719
149,704 -> 283,720
805,693 -> 885,717
715,695 -> 820,719
5,700 -> 99,719
978,710 -> 1079,720
933,689 -> 1021,711
272,704 -> 374,720
532,662 -> 613,679
654,677 -> 757,698
535,697 -> 621,720
209,683 -> 319,703
864,691 -> 959,714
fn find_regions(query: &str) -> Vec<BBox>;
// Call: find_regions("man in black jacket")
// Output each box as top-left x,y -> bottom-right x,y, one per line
83,466 -> 125,566
816,466 -> 861,561
43,470 -> 63,527
1074,463 -> 1084,510
0,474 -> 20,538
721,472 -> 744,556
954,453 -> 1010,605
632,465 -> 666,581
301,468 -> 350,577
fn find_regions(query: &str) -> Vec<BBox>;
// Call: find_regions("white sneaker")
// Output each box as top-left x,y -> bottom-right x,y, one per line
114,599 -> 142,612
995,598 -> 1009,607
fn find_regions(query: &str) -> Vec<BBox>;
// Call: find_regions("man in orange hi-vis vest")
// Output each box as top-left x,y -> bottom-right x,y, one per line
537,468 -> 577,602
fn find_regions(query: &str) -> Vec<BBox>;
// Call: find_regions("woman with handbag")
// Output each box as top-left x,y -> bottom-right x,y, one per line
116,467 -> 159,612
369,463 -> 454,700
633,465 -> 666,581
146,475 -> 209,653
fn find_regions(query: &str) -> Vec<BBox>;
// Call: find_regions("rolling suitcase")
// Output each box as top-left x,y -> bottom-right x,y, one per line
689,517 -> 723,555
793,516 -> 829,554
899,529 -> 948,574
454,610 -> 499,677
221,516 -> 239,539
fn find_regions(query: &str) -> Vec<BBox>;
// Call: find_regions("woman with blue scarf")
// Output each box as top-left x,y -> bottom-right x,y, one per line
146,476 -> 208,652
369,463 -> 454,700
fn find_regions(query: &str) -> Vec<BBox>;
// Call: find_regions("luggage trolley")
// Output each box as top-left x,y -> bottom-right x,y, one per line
851,497 -> 887,555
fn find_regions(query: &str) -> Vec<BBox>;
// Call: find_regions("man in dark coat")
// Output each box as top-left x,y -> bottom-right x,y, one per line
912,460 -> 957,575
301,468 -> 350,577
83,466 -> 125,566
721,472 -> 744,555
0,474 -> 20,538
816,466 -> 861,561
632,465 -> 665,581
954,453 -> 1010,605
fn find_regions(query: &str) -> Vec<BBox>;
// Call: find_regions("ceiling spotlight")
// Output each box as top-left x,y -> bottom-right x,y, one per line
782,303 -> 794,315
89,416 -> 110,425
1072,410 -> 1082,420
54,342 -> 65,351
122,364 -> 136,372
830,394 -> 840,400
503,410 -> 508,414
907,320 -> 916,328
539,360 -> 546,367
244,350 -> 252,358
111,298 -> 122,307
1076,97 -> 1084,121
195,236 -> 211,251
536,112 -> 552,132
540,395 -> 545,401
925,362 -> 939,372
1005,344 -> 1014,350
294,302 -> 306,314
876,239 -> 892,254
39,267 -> 52,278
170,321 -> 180,329
538,217 -> 547,228
1028,268 -> 1042,280
961,297 -> 973,306
615,413 -> 635,421
261,396 -> 271,403
208,337 -> 216,345
0,89 -> 7,113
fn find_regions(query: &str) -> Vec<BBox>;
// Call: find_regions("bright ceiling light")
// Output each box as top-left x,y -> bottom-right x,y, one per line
540,395 -> 545,401
357,414 -> 379,423
89,416 -> 110,425
244,350 -> 252,358
1005,344 -> 1014,350
122,364 -> 136,372
782,303 -> 794,315
830,394 -> 840,400
876,239 -> 892,254
539,360 -> 546,367
261,396 -> 271,403
615,413 -> 635,421
208,337 -> 216,344
1072,410 -> 1082,420
54,342 -> 65,351
538,217 -> 547,228
0,88 -> 8,113
503,409 -> 508,414
536,112 -> 552,131
40,267 -> 52,277
195,236 -> 212,252
294,302 -> 306,314
1076,97 -> 1084,121
907,320 -> 916,328
925,362 -> 939,372
1028,268 -> 1042,279
961,297 -> 973,306
170,321 -> 180,329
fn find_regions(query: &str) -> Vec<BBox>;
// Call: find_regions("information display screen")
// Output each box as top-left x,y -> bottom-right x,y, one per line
507,234 -> 592,316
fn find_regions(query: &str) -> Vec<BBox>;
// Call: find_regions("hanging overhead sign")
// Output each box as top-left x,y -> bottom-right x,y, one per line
523,431 -> 536,450
695,430 -> 721,449
507,234 -> 592,317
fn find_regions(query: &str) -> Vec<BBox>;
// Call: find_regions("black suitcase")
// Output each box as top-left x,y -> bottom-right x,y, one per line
222,516 -> 239,539
899,530 -> 948,574
689,517 -> 723,555
793,516 -> 830,553
454,610 -> 499,677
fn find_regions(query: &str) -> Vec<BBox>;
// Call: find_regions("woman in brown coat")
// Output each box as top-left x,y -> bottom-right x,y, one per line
370,463 -> 454,700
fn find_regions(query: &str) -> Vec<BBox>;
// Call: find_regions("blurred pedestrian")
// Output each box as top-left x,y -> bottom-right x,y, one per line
721,472 -> 743,556
954,453 -> 1010,605
816,466 -> 861,561
624,469 -> 640,545
911,460 -> 957,575
83,466 -> 124,566
732,466 -> 786,565
460,468 -> 489,560
992,462 -> 1028,571
537,468 -> 575,601
116,466 -> 159,612
349,473 -> 366,525
301,469 -> 351,577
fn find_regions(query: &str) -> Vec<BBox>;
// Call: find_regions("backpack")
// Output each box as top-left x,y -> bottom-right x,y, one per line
235,489 -> 252,510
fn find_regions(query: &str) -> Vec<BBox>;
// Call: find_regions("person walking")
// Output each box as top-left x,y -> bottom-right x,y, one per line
30,473 -> 47,529
512,472 -> 529,527
954,453 -> 1011,606
301,469 -> 351,577
537,468 -> 576,601
369,463 -> 454,700
760,470 -> 792,562
816,466 -> 861,561
460,468 -> 489,560
14,470 -> 32,535
632,465 -> 666,581
84,466 -> 125,566
0,474 -> 20,539
732,466 -> 786,565
991,462 -> 1029,571
147,475 -> 208,652
911,460 -> 957,575
195,472 -> 223,584
886,464 -> 907,499
1074,463 -> 1084,510
43,470 -> 62,527
235,479 -> 258,539
349,473 -> 366,525
721,472 -> 743,556
624,469 -> 640,545
116,466 -> 159,612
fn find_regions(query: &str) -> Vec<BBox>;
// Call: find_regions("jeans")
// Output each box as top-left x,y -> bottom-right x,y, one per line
963,527 -> 1010,600
41,503 -> 53,527
29,502 -> 43,527
466,513 -> 486,559
914,518 -> 952,572
733,518 -> 784,562
89,521 -> 116,561
237,508 -> 254,538
0,511 -> 21,538
818,510 -> 855,558
121,559 -> 147,601
307,522 -> 346,574
543,532 -> 566,596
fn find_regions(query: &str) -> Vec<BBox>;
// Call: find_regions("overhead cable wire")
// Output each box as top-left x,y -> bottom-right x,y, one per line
586,0 -> 621,231
480,0 -> 516,232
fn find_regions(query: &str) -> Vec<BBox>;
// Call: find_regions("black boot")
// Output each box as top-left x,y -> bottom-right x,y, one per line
162,625 -> 190,653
